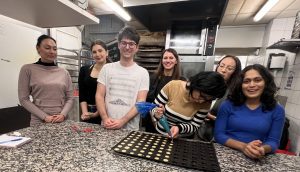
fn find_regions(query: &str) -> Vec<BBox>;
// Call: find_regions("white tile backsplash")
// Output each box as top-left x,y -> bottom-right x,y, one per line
284,17 -> 296,31
268,30 -> 285,46
285,102 -> 293,116
271,18 -> 287,31
283,30 -> 293,39
289,91 -> 300,106
289,132 -> 299,153
295,136 -> 300,155
262,17 -> 300,154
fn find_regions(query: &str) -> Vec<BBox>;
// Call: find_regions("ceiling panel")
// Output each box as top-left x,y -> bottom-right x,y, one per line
239,0 -> 266,13
90,0 -> 300,28
277,9 -> 299,18
221,0 -> 300,26
286,0 -> 300,10
223,0 -> 244,15
221,14 -> 236,25
271,0 -> 295,11
234,13 -> 256,25
258,12 -> 282,22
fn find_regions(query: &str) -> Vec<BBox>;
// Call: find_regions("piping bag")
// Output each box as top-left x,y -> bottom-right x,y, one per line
135,102 -> 173,138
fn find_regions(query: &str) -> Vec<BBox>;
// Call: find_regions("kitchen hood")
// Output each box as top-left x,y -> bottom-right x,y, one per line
123,0 -> 228,32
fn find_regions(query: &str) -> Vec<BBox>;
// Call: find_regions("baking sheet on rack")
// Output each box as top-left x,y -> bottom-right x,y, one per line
112,131 -> 220,172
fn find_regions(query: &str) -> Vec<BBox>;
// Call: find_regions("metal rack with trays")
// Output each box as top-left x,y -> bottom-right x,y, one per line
56,47 -> 93,122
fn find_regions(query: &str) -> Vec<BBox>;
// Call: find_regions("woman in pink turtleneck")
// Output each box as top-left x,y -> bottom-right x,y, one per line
18,35 -> 73,126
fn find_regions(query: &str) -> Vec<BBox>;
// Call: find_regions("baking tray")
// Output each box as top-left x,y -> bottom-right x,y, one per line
112,131 -> 220,172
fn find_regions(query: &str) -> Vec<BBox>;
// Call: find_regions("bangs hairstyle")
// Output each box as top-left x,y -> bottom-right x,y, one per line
117,26 -> 140,44
216,55 -> 241,91
155,48 -> 181,80
228,64 -> 277,111
186,71 -> 227,99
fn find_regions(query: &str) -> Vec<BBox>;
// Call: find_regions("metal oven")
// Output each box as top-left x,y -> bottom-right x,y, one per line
179,55 -> 215,79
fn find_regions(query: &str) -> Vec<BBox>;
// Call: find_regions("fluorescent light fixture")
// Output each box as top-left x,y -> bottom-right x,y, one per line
103,0 -> 131,21
254,0 -> 279,22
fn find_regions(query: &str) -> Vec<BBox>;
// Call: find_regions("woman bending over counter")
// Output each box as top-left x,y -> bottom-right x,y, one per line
214,64 -> 285,159
151,71 -> 227,138
18,35 -> 73,126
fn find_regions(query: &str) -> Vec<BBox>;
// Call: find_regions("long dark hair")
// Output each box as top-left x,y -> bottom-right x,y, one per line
186,71 -> 227,99
90,39 -> 111,63
91,39 -> 107,51
228,64 -> 277,111
155,48 -> 181,80
216,55 -> 241,91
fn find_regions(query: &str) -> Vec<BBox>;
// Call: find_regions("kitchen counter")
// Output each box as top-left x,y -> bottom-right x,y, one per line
0,120 -> 299,171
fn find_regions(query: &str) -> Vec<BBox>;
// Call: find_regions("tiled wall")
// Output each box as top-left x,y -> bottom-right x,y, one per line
279,52 -> 300,155
267,18 -> 296,46
264,17 -> 300,155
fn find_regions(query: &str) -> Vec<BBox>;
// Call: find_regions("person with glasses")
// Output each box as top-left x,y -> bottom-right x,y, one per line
143,48 -> 186,133
95,26 -> 149,130
214,64 -> 285,159
151,71 -> 227,138
78,40 -> 111,124
197,55 -> 241,141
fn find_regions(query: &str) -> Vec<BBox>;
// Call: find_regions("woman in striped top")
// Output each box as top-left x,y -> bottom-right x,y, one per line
151,71 -> 227,138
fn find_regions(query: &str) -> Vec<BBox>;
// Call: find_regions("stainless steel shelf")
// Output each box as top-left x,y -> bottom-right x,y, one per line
267,39 -> 300,53
0,0 -> 99,28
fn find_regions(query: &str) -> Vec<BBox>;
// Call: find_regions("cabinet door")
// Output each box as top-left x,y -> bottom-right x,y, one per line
0,16 -> 45,108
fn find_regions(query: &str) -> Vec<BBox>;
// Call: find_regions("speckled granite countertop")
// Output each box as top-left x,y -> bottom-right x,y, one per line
0,120 -> 299,172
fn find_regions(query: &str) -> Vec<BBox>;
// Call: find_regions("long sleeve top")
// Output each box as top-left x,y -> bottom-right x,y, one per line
78,65 -> 97,105
147,74 -> 186,103
214,100 -> 285,152
18,63 -> 74,126
151,80 -> 211,137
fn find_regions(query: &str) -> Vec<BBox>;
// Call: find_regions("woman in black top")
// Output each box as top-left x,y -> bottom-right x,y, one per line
197,55 -> 241,141
78,40 -> 110,124
144,48 -> 185,132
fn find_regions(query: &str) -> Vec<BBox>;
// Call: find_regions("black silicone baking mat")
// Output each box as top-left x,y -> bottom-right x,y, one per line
112,131 -> 220,172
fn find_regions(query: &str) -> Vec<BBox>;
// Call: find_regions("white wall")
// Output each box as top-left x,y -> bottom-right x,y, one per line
266,18 -> 296,47
49,27 -> 82,122
0,15 -> 46,109
279,50 -> 300,155
0,15 -> 82,116
215,25 -> 266,48
262,17 -> 300,155
50,27 -> 82,51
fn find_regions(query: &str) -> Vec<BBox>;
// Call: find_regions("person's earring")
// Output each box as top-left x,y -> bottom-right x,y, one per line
186,82 -> 191,89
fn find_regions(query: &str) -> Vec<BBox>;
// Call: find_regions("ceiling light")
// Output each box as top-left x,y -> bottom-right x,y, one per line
102,0 -> 131,21
253,0 -> 279,22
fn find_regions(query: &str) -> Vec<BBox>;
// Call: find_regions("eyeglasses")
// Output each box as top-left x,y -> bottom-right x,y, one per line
191,91 -> 216,102
218,64 -> 235,72
119,41 -> 137,49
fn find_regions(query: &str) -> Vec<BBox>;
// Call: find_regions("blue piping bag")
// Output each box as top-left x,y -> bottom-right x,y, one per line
135,102 -> 172,138
135,102 -> 158,118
